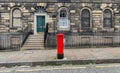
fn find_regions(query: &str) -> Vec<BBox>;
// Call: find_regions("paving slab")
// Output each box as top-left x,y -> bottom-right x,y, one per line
0,47 -> 120,66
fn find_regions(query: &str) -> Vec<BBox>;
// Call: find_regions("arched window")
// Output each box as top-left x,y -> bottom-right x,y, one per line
58,7 -> 69,29
81,9 -> 90,30
12,9 -> 21,27
103,9 -> 112,28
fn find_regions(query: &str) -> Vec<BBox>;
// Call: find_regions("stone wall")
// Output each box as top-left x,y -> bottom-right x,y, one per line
0,2 -> 120,49
0,2 -> 119,33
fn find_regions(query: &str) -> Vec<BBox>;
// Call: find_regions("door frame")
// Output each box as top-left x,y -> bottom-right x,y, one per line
34,13 -> 47,34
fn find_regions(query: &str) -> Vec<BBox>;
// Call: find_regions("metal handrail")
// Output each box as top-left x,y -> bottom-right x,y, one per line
44,23 -> 49,47
23,24 -> 32,33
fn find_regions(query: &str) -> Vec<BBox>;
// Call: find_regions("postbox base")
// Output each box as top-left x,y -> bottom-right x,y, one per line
57,54 -> 64,59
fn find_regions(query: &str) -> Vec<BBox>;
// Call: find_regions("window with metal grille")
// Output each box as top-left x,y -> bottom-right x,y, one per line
103,9 -> 112,28
81,9 -> 90,30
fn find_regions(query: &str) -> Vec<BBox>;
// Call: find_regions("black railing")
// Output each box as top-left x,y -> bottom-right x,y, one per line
21,32 -> 30,47
23,24 -> 32,33
45,32 -> 120,48
21,24 -> 32,47
44,23 -> 49,47
0,32 -> 29,51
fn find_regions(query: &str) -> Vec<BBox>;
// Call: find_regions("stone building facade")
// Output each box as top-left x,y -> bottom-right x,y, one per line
0,0 -> 120,49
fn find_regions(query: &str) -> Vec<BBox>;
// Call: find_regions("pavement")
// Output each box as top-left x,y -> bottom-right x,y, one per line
0,47 -> 120,67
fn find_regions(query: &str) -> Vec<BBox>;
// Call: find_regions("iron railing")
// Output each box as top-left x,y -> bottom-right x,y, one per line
19,24 -> 32,47
0,32 -> 29,51
44,23 -> 49,47
45,32 -> 120,48
23,24 -> 32,33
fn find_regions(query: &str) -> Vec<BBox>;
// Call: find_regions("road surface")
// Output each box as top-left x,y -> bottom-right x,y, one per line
0,63 -> 120,73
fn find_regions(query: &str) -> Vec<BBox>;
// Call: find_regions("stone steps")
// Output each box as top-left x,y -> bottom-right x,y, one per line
21,34 -> 44,50
23,47 -> 44,49
25,42 -> 44,45
25,41 -> 44,43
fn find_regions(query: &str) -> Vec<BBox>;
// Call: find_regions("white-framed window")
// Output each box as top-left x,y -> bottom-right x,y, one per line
12,9 -> 21,27
58,7 -> 69,29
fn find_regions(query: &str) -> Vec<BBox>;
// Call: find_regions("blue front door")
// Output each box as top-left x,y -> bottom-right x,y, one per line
37,16 -> 45,32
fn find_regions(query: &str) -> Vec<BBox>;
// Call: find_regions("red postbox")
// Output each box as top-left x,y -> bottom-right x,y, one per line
56,34 -> 64,59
